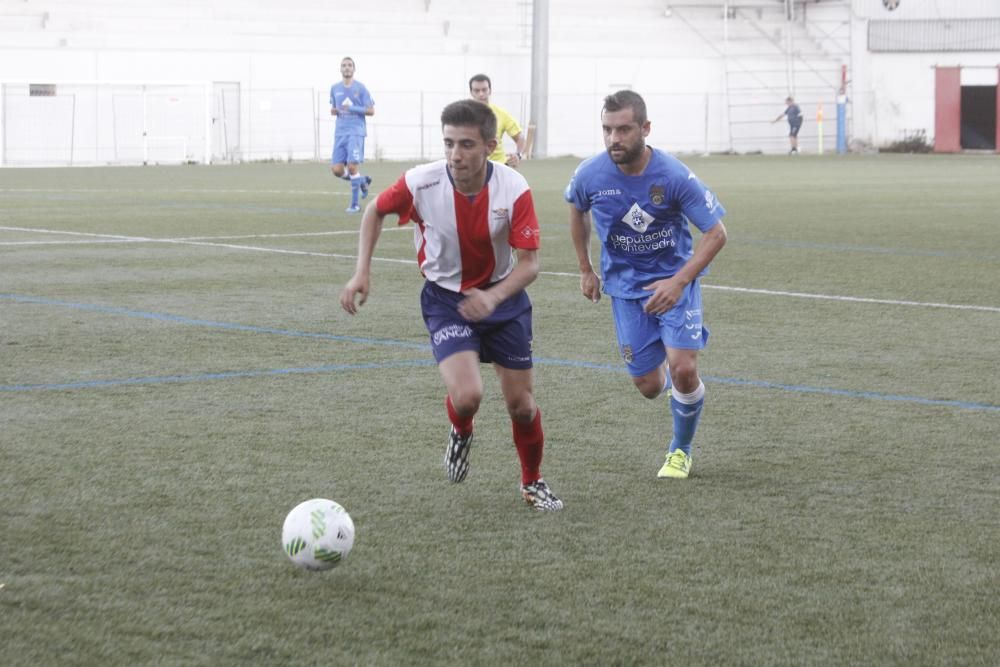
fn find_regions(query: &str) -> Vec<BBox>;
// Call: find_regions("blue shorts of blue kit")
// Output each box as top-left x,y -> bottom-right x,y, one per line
420,281 -> 534,370
332,134 -> 365,165
789,119 -> 803,137
610,278 -> 710,378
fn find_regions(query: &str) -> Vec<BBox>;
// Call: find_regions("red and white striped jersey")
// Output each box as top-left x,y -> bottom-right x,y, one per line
375,160 -> 540,292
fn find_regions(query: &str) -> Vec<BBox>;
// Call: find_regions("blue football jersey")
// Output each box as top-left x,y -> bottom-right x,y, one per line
565,148 -> 726,299
330,81 -> 374,137
785,104 -> 802,124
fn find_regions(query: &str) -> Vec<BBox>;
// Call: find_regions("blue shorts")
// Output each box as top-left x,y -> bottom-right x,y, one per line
420,281 -> 534,370
332,134 -> 365,165
610,278 -> 710,377
789,120 -> 803,137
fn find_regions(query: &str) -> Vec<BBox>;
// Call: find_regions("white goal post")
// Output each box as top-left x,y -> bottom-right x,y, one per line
0,80 -> 211,167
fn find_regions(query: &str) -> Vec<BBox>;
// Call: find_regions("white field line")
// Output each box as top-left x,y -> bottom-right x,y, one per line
0,232 -> 364,247
3,225 -> 999,314
542,270 -> 1000,313
0,239 -> 144,246
173,231 -> 370,241
0,188 -> 346,197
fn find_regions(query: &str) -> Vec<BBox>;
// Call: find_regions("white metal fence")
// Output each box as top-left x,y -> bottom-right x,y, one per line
2,81 -> 848,167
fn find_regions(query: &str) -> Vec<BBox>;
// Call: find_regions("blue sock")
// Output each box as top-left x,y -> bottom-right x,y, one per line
669,381 -> 705,456
349,175 -> 361,207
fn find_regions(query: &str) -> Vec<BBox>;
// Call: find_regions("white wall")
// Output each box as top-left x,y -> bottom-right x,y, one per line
2,0 -> 998,163
848,0 -> 1000,146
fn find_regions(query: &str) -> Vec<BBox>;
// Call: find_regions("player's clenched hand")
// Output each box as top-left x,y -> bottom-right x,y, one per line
458,288 -> 499,322
641,277 -> 682,314
580,268 -> 601,303
340,275 -> 369,315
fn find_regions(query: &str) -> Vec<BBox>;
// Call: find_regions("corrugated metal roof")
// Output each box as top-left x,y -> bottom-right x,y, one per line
869,19 -> 1000,51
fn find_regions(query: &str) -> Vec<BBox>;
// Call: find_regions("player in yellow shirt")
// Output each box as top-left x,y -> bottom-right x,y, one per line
469,74 -> 527,167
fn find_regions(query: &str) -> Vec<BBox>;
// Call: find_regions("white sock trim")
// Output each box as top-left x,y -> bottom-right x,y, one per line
672,380 -> 705,405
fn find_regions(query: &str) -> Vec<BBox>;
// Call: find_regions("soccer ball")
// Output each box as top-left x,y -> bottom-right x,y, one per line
281,498 -> 355,571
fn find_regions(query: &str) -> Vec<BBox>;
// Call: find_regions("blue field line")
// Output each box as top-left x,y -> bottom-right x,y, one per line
1,293 -> 429,351
0,359 -> 436,392
535,358 -> 1000,413
734,237 -> 1000,262
3,293 -> 999,413
698,376 -> 1000,412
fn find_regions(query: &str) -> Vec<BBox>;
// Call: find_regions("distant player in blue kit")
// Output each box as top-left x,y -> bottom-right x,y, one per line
330,56 -> 375,213
565,90 -> 728,479
773,96 -> 802,154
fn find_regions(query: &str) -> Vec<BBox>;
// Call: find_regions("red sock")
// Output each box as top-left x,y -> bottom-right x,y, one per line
445,395 -> 474,436
512,408 -> 544,485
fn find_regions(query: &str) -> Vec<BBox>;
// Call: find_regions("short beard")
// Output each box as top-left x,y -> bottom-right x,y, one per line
607,142 -> 645,165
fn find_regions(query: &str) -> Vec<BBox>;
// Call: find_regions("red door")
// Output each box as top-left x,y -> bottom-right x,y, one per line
934,67 -> 961,153
996,66 -> 1000,153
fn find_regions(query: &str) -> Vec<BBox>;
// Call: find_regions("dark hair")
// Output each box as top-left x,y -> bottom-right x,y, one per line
341,56 -> 355,66
441,99 -> 497,143
602,90 -> 647,126
468,73 -> 492,91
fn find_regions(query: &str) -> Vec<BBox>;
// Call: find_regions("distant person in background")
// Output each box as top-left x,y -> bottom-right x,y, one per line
565,90 -> 728,480
340,99 -> 563,511
468,74 -> 527,168
773,96 -> 802,154
330,56 -> 375,213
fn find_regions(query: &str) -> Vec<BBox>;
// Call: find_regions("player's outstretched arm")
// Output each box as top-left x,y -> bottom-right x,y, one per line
340,201 -> 385,315
569,206 -> 601,303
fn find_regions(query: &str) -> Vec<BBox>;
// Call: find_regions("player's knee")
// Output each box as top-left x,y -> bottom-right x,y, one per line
506,395 -> 536,423
450,388 -> 482,417
331,164 -> 345,177
670,364 -> 699,394
634,376 -> 662,400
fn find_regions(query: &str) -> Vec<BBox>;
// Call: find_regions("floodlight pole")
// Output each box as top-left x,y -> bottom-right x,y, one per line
784,0 -> 795,96
530,0 -> 549,158
0,83 -> 5,166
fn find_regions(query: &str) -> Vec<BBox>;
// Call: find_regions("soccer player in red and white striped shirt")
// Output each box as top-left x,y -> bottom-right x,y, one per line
339,100 -> 562,511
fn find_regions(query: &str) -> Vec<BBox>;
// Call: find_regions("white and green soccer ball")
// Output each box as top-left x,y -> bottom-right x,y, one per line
282,498 -> 355,571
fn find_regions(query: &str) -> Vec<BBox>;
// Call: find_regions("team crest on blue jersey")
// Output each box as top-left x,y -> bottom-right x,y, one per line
621,344 -> 633,363
649,184 -> 665,205
622,202 -> 655,233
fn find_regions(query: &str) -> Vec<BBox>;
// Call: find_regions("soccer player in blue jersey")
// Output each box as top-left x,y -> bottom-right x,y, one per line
565,90 -> 728,479
330,56 -> 375,213
773,96 -> 803,154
